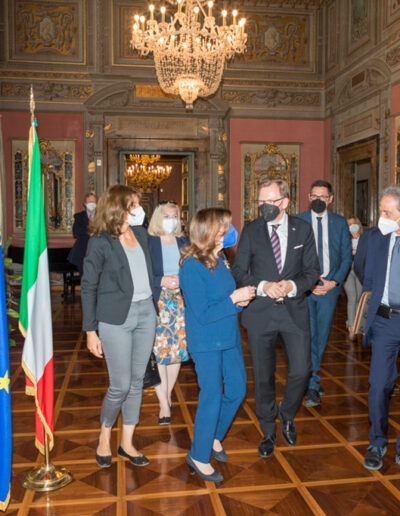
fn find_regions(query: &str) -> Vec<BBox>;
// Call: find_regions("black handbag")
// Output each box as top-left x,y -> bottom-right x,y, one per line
143,352 -> 161,389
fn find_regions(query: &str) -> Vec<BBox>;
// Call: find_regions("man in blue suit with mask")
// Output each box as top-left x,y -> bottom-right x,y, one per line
297,180 -> 352,408
362,184 -> 400,470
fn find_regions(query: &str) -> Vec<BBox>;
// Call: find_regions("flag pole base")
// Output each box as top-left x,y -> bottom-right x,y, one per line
23,463 -> 73,492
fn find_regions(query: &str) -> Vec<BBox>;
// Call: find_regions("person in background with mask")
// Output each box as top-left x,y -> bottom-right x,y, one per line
297,180 -> 352,408
68,191 -> 97,276
361,184 -> 400,471
343,215 -> 363,340
180,208 -> 256,482
232,179 -> 319,459
147,202 -> 189,425
81,185 -> 157,468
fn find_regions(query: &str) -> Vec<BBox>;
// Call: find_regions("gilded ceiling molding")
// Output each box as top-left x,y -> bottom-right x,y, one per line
1,81 -> 92,101
0,70 -> 90,81
235,0 -> 324,8
223,79 -> 324,89
222,89 -> 321,107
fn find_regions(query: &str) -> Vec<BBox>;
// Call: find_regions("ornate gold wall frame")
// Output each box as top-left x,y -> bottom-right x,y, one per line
242,143 -> 299,224
12,139 -> 75,236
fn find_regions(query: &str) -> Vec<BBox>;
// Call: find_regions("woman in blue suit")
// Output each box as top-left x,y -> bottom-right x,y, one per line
180,208 -> 256,482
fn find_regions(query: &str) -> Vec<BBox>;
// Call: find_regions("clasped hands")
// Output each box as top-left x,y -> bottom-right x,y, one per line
263,280 -> 293,299
231,285 -> 256,307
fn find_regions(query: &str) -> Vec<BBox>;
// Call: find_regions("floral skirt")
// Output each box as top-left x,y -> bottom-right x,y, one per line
153,288 -> 188,365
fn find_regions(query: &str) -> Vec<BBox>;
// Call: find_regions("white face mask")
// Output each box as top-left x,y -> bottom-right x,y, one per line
86,202 -> 96,212
128,206 -> 146,226
349,223 -> 359,234
162,218 -> 178,234
378,216 -> 400,236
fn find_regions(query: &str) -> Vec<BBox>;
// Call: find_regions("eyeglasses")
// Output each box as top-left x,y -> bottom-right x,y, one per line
257,197 -> 285,206
310,194 -> 330,201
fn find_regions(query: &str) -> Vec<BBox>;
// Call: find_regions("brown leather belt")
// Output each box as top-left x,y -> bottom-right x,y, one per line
376,304 -> 400,318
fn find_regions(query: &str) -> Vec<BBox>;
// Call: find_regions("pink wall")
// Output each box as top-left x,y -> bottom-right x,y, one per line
390,83 -> 400,182
1,111 -> 84,247
229,117 -> 331,231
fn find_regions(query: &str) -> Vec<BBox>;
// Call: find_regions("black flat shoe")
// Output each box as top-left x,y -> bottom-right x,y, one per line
158,416 -> 171,425
96,453 -> 112,468
185,454 -> 223,482
211,447 -> 228,462
117,445 -> 149,466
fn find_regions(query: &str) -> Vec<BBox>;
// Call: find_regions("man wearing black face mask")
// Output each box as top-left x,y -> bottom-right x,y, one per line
233,179 -> 320,459
297,180 -> 352,408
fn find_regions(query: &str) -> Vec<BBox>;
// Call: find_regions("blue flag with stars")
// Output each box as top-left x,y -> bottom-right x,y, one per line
0,232 -> 11,511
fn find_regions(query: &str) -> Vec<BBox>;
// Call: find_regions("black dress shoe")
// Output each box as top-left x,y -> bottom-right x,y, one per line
363,445 -> 386,470
96,453 -> 112,468
117,445 -> 149,466
279,413 -> 297,446
158,416 -> 171,425
258,435 -> 276,458
186,454 -> 223,482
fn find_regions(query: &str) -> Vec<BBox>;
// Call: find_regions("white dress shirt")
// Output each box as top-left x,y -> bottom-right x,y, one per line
381,231 -> 398,306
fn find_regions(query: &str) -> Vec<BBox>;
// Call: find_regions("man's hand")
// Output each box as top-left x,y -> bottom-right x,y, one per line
311,277 -> 337,296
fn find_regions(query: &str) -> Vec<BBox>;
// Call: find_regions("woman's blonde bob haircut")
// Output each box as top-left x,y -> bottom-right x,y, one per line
90,184 -> 136,238
180,208 -> 231,270
148,202 -> 182,237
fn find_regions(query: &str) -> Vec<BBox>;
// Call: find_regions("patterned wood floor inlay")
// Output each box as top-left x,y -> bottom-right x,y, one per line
5,292 -> 400,515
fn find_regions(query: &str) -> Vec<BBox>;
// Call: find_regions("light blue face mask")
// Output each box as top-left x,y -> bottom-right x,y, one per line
223,224 -> 239,248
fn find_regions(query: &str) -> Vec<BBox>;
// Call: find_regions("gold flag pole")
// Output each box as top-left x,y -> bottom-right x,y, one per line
22,86 -> 73,492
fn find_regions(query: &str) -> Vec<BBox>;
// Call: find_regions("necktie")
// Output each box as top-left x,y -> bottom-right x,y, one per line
270,224 -> 282,273
388,236 -> 400,308
317,216 -> 323,273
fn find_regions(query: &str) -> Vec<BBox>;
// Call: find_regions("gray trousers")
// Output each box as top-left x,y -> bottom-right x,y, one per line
343,267 -> 363,328
99,297 -> 156,427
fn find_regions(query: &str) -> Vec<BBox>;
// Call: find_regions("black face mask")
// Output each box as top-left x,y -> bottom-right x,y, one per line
311,198 -> 326,214
259,203 -> 280,223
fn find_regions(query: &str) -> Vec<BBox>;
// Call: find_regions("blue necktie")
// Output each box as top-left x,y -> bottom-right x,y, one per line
388,236 -> 400,308
317,216 -> 323,273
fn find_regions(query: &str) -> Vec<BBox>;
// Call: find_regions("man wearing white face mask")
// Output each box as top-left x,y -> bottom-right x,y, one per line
362,184 -> 400,471
127,191 -> 149,228
68,191 -> 97,276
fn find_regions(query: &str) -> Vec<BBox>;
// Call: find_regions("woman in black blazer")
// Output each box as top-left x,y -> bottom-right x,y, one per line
147,202 -> 189,425
81,185 -> 157,468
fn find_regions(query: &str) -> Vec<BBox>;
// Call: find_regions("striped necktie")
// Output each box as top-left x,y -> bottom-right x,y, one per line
271,224 -> 282,273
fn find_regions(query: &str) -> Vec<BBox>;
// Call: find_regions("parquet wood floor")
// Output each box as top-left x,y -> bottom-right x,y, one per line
5,291 -> 400,515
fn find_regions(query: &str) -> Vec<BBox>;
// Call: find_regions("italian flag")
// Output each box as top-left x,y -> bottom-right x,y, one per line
19,119 -> 54,454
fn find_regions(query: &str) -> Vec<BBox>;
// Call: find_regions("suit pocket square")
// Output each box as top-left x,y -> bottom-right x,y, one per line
293,244 -> 303,249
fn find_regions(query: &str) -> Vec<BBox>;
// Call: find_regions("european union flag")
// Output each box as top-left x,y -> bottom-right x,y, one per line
0,233 -> 11,511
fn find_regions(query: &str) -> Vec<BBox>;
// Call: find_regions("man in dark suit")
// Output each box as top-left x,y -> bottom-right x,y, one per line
67,191 -> 97,276
232,178 -> 320,458
362,185 -> 400,470
297,180 -> 352,408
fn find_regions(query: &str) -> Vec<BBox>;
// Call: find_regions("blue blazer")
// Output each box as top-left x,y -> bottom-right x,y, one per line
296,210 -> 352,286
147,235 -> 189,302
362,228 -> 392,344
180,256 -> 242,353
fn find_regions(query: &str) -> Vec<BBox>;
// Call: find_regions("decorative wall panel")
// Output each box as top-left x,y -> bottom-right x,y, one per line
348,0 -> 372,54
10,0 -> 85,63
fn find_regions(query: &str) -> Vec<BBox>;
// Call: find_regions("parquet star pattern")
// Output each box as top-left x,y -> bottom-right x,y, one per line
5,291 -> 400,515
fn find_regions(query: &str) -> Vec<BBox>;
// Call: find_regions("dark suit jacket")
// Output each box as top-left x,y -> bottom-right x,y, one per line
232,215 -> 320,332
353,227 -> 375,283
67,210 -> 90,273
81,226 -> 155,331
147,235 -> 189,302
296,210 -> 352,287
362,228 -> 393,344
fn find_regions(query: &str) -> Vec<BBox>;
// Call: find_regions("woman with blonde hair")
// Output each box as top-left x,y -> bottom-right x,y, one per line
147,202 -> 189,424
344,214 -> 363,339
81,184 -> 157,468
180,208 -> 256,482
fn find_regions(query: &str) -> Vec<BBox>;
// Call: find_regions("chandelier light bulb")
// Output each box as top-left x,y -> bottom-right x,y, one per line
130,0 -> 248,109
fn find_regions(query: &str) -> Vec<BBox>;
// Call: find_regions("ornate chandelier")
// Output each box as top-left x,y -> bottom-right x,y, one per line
130,1 -> 247,110
125,154 -> 172,191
